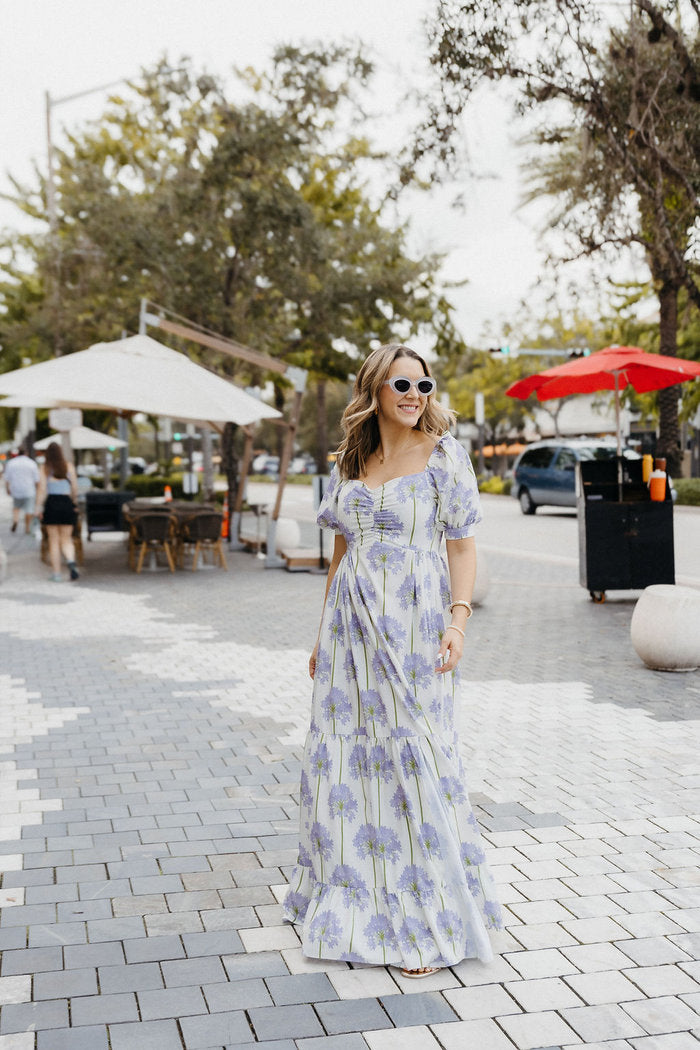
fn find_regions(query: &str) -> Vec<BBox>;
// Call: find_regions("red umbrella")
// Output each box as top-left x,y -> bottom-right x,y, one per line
506,345 -> 700,455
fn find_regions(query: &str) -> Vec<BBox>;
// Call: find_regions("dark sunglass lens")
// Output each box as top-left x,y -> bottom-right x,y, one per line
392,378 -> 411,393
417,379 -> 435,394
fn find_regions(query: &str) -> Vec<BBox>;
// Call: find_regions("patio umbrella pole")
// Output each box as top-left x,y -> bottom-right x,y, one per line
614,371 -> 623,502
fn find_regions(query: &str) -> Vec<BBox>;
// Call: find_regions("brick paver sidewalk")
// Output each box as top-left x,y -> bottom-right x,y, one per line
1,491 -> 699,1049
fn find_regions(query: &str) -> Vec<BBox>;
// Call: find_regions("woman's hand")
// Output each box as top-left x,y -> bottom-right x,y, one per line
309,641 -> 319,680
435,626 -> 464,674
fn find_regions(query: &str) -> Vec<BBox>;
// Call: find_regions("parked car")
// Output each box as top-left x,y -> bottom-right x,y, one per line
251,454 -> 280,476
512,439 -> 641,514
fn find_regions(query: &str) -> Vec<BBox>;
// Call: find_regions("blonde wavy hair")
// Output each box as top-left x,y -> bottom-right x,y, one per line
336,343 -> 455,480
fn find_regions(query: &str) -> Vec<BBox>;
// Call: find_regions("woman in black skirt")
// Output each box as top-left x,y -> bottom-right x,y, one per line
38,442 -> 80,581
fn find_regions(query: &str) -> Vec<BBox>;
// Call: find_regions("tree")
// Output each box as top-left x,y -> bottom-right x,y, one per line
415,0 -> 700,473
1,49 -> 455,465
442,350 -> 534,444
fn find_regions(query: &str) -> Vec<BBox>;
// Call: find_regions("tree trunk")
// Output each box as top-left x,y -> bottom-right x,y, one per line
274,383 -> 286,461
656,281 -> 682,476
221,422 -> 239,510
316,379 -> 328,474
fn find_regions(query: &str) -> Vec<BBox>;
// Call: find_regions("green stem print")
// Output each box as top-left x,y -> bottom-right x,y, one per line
349,907 -> 356,954
405,813 -> 414,865
409,492 -> 416,546
414,771 -> 425,824
340,815 -> 345,865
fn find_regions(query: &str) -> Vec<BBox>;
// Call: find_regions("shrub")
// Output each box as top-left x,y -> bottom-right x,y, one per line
479,476 -> 512,496
673,478 -> 700,506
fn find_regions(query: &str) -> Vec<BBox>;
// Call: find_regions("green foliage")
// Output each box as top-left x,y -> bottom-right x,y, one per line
479,475 -> 512,495
122,474 -> 186,498
673,479 -> 700,505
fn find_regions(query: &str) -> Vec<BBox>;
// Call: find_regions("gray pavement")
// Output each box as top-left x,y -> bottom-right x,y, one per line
0,487 -> 699,1049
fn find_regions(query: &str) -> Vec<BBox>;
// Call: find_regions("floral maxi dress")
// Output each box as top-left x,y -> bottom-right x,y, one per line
283,432 -> 503,967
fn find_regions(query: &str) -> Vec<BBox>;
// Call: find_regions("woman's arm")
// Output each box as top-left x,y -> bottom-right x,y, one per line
36,467 -> 47,519
436,535 -> 477,674
309,533 -> 347,678
67,463 -> 79,502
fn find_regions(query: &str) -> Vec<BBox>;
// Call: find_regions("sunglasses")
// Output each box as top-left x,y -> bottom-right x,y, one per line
383,375 -> 436,396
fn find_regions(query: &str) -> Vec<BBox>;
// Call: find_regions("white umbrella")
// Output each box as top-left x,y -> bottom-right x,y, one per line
33,426 -> 127,451
0,334 -> 281,427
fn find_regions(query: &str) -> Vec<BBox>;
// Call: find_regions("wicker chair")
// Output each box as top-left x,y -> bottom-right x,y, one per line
178,511 -> 227,571
129,512 -> 177,573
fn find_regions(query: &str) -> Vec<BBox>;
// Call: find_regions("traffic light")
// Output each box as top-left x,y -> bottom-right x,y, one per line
567,348 -> 591,359
173,431 -> 182,440
488,346 -> 511,356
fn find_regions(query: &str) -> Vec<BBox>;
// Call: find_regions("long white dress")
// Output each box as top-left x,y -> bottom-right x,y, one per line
283,432 -> 502,968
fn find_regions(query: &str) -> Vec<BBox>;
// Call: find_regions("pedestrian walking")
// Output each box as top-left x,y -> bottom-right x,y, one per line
4,446 -> 39,534
37,442 -> 80,581
283,343 -> 502,976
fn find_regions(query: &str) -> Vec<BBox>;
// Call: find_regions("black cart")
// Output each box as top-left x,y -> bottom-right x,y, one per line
85,490 -> 135,539
577,458 -> 674,602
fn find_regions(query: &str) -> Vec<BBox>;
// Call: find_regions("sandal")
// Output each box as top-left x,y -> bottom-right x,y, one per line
400,966 -> 442,978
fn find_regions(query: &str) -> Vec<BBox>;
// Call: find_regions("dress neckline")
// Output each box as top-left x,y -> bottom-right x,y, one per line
356,433 -> 446,492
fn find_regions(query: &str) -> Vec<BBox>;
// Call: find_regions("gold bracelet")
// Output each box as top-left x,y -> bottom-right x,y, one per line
446,624 -> 465,639
449,599 -> 473,618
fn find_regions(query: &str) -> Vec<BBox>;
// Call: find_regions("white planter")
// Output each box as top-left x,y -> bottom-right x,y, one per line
630,584 -> 700,672
274,517 -> 301,553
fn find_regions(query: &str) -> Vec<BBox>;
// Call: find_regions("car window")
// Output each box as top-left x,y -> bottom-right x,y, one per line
556,448 -> 577,470
520,447 -> 555,469
577,446 -> 617,461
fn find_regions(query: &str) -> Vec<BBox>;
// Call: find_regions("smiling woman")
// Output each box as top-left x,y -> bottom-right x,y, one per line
283,343 -> 503,976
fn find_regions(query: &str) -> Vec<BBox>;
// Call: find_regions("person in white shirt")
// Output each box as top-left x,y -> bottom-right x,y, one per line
4,447 -> 40,534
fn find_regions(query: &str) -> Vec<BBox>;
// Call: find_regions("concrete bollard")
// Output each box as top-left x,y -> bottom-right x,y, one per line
630,584 -> 700,672
275,517 -> 301,553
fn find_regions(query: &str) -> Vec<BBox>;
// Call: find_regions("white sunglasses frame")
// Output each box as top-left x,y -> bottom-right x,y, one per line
383,375 -> 437,396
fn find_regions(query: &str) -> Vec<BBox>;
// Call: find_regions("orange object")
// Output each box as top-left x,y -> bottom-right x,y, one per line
164,484 -> 172,502
221,494 -> 229,539
649,470 -> 666,502
642,454 -> 653,483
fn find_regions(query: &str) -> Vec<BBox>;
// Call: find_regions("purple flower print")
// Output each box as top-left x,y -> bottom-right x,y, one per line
343,487 -> 373,517
373,509 -> 402,539
418,823 -> 442,859
398,864 -> 436,905
284,891 -> 309,921
297,845 -> 312,868
439,776 -> 467,805
310,742 -> 332,778
400,742 -> 424,778
419,609 -> 444,644
330,863 -> 366,888
355,574 -> 377,607
390,785 -> 415,821
309,909 -> 343,950
404,653 -> 433,691
364,913 -> 398,952
343,648 -> 359,682
321,687 -> 353,725
348,743 -> 367,779
314,646 -> 332,684
328,609 -> 345,645
371,650 -> 399,685
376,614 -> 406,650
299,771 -> 313,809
367,743 -> 394,783
310,821 -> 333,861
367,541 -> 404,573
485,900 -> 502,928
403,690 -> 425,720
460,841 -> 486,867
360,689 -> 387,727
328,784 -> 358,822
353,823 -> 401,864
397,916 -> 434,953
466,871 -> 480,896
397,574 -> 419,610
396,474 -> 428,504
348,612 -> 370,644
437,908 -> 464,942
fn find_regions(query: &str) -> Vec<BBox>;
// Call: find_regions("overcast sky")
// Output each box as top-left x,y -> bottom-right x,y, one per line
1,0 -> 633,346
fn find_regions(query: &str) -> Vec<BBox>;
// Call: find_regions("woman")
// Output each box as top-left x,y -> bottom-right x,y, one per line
38,442 -> 80,582
283,343 -> 502,976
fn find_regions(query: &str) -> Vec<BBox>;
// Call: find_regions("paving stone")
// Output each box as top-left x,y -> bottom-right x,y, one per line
64,941 -> 125,969
203,977 -> 273,1011
123,935 -> 185,964
98,963 -> 164,994
182,930 -> 243,957
379,991 -> 456,1028
0,978 -> 31,1007
138,986 -> 207,1021
622,996 -> 700,1036
297,1037 -> 368,1050
559,1004 -> 647,1042
249,1003 -> 324,1041
0,946 -> 62,976
0,998 -> 69,1035
315,997 -> 392,1034
430,1019 -> 520,1050
161,956 -> 227,987
266,972 -> 338,1006
33,967 -> 98,1000
109,1019 -> 183,1050
179,1010 -> 254,1047
497,1009 -> 584,1048
364,1027 -> 442,1050
71,992 -> 139,1026
37,1025 -> 109,1050
222,951 -> 289,981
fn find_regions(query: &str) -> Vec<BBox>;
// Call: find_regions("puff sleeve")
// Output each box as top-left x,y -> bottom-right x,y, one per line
316,465 -> 342,532
434,434 -> 482,539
